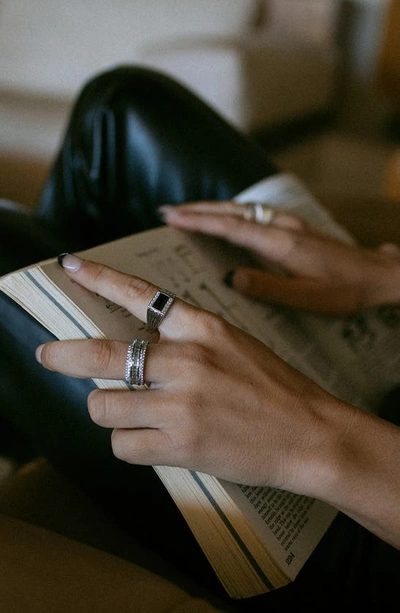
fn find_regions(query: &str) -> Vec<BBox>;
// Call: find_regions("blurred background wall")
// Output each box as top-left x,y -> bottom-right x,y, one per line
0,0 -> 398,207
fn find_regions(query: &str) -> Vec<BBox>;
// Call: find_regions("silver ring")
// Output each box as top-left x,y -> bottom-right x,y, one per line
125,339 -> 149,389
146,288 -> 176,334
243,202 -> 275,225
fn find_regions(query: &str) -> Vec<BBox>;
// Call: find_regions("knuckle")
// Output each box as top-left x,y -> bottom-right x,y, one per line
124,277 -> 154,302
89,262 -> 129,291
169,396 -> 204,459
111,430 -> 131,461
39,341 -> 61,371
197,310 -> 231,341
89,340 -> 118,375
180,341 -> 206,366
170,422 -> 201,462
281,230 -> 305,256
293,217 -> 307,231
179,342 -> 215,384
88,262 -> 108,282
87,389 -> 111,424
225,216 -> 247,239
284,214 -> 307,231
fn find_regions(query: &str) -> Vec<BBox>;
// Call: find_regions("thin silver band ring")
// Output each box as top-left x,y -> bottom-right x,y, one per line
242,202 -> 275,225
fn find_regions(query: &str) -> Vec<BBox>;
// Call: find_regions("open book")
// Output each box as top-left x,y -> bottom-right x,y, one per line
1,173 -> 399,599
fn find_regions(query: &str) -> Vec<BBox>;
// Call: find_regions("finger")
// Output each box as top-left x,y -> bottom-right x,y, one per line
37,338 -> 181,385
160,209 -> 300,261
160,200 -> 238,216
88,387 -> 168,429
231,267 -> 359,313
161,202 -> 306,231
58,255 -> 198,338
179,213 -> 321,275
37,339 -> 129,379
111,427 -> 180,467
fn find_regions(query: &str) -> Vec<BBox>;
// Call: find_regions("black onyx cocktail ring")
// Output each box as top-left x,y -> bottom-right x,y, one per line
146,289 -> 176,334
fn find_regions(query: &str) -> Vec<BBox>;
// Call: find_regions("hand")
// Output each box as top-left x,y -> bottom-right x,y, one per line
35,254 -> 344,494
36,255 -> 400,548
160,201 -> 400,314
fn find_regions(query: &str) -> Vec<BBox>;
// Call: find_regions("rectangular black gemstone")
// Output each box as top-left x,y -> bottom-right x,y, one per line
153,293 -> 169,312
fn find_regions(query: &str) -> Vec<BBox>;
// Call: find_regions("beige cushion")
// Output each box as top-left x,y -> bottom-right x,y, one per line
0,459 -> 225,612
0,513 -> 224,613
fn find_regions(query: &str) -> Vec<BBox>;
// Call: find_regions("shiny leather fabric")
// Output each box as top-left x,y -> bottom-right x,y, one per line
37,65 -> 278,249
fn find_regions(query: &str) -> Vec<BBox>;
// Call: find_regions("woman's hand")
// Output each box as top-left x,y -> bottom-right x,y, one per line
36,255 -> 400,548
35,255 -> 343,493
160,201 -> 400,314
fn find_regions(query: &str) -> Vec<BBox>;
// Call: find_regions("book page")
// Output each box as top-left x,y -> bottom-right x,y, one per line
220,479 -> 336,579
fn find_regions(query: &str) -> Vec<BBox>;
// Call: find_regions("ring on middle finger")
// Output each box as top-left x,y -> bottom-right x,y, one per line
242,201 -> 275,225
125,339 -> 149,390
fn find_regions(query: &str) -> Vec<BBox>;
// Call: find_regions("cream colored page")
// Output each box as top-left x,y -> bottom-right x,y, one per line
220,479 -> 336,580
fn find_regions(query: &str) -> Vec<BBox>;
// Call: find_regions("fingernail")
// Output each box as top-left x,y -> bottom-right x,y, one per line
57,253 -> 83,272
35,344 -> 44,364
157,205 -> 174,221
223,270 -> 235,288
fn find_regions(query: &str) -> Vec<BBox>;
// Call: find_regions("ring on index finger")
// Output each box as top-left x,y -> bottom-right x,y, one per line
146,288 -> 176,334
242,202 -> 275,225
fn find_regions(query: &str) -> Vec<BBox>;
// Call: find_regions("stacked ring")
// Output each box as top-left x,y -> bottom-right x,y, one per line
125,339 -> 149,389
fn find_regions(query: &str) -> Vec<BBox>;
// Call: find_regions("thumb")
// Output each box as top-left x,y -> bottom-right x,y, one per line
226,267 -> 349,313
228,267 -> 297,305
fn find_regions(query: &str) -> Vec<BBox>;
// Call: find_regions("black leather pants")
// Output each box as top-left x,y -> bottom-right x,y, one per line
0,66 -> 398,611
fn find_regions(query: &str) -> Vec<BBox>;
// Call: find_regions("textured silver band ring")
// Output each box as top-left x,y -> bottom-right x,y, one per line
125,339 -> 149,389
146,288 -> 176,334
243,202 -> 275,225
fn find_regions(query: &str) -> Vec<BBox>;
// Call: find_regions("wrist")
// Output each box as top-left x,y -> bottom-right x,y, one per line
300,398 -> 400,547
293,395 -> 358,502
